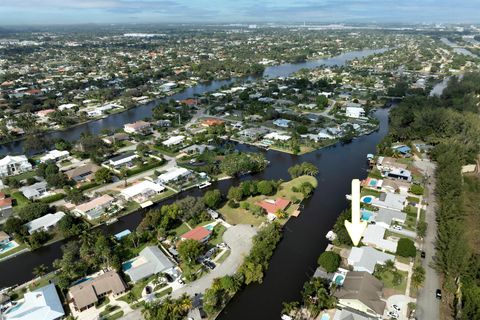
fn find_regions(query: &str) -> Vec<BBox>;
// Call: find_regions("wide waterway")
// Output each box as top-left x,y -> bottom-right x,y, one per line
0,49 -> 390,319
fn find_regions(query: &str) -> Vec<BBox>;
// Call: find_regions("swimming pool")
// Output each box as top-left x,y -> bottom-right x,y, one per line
122,260 -> 134,271
72,277 -> 92,285
6,303 -> 23,314
0,241 -> 18,253
320,314 -> 330,320
368,178 -> 378,187
204,224 -> 214,231
361,210 -> 372,221
362,196 -> 373,204
334,274 -> 345,285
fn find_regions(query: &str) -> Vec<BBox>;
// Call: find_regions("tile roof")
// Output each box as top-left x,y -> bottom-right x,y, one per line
181,226 -> 211,241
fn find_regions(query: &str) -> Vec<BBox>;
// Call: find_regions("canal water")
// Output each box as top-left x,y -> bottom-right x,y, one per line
0,49 -> 390,318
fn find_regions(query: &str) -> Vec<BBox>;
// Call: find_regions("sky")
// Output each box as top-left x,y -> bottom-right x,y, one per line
1,0 -> 479,25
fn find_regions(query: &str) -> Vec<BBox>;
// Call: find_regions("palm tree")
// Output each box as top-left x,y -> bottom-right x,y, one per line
120,167 -> 128,187
32,264 -> 48,278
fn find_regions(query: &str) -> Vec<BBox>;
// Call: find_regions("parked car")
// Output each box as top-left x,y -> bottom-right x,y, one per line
436,289 -> 442,299
392,225 -> 403,231
392,304 -> 401,312
178,278 -> 185,285
388,311 -> 399,319
421,251 -> 426,258
203,260 -> 216,270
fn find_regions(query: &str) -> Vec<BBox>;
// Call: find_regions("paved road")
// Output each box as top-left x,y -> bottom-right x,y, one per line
120,224 -> 257,320
413,159 -> 440,320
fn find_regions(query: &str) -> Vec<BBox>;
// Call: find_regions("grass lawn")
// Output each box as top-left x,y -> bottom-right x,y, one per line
218,175 -> 317,226
11,191 -> 30,207
150,189 -> 177,203
106,311 -> 124,320
173,222 -> 191,236
154,287 -> 172,299
208,224 -> 226,246
396,256 -> 412,264
404,215 -> 417,230
361,188 -> 382,198
11,171 -> 36,181
407,196 -> 421,203
0,243 -> 28,260
377,269 -> 408,293
404,206 -> 418,216
99,305 -> 120,317
215,249 -> 231,264
96,297 -> 110,309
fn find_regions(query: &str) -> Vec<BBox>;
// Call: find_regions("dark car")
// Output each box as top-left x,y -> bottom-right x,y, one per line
436,289 -> 442,299
421,251 -> 426,258
203,260 -> 216,270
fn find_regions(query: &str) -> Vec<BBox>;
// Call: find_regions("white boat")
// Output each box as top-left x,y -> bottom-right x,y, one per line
345,194 -> 352,200
198,181 -> 212,189
106,218 -> 118,225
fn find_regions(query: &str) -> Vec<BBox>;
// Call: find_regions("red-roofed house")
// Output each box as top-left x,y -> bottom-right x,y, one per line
257,198 -> 291,220
201,118 -> 225,127
0,192 -> 13,223
180,226 -> 212,243
180,99 -> 198,107
36,109 -> 55,118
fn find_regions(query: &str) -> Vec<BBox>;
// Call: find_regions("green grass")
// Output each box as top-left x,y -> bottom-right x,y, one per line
404,215 -> 417,230
376,269 -> 408,293
208,224 -> 226,246
173,222 -> 191,236
407,196 -> 421,203
11,171 -> 36,181
361,188 -> 382,198
404,206 -> 418,216
154,287 -> 172,299
11,191 -> 30,207
99,305 -> 120,317
215,249 -> 231,264
219,175 -> 317,226
105,311 -> 124,320
95,297 -> 110,309
0,243 -> 28,260
150,189 -> 177,203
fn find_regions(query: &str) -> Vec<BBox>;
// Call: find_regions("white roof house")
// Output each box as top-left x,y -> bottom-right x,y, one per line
124,246 -> 175,283
25,212 -> 66,234
57,103 -> 77,111
157,167 -> 191,184
0,155 -> 32,178
40,150 -> 70,163
73,195 -> 114,220
371,193 -> 407,212
347,246 -> 395,274
19,181 -> 48,200
4,283 -> 64,320
374,208 -> 407,229
263,132 -> 291,141
107,153 -> 138,168
162,135 -> 185,147
345,106 -> 365,118
362,225 -> 397,253
120,180 -> 165,203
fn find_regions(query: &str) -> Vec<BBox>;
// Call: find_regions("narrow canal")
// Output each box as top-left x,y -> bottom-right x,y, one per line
0,49 -> 390,319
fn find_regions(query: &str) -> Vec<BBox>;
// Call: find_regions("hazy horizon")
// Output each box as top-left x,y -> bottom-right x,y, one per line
1,0 -> 479,26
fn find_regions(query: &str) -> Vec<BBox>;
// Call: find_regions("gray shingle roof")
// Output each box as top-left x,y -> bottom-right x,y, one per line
125,246 -> 174,282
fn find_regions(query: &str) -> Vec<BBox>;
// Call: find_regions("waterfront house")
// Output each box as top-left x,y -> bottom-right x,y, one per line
157,167 -> 191,184
65,163 -> 100,182
19,181 -> 48,200
0,155 -> 32,177
381,178 -> 411,195
73,194 -> 114,220
362,224 -> 397,253
180,226 -> 212,243
238,127 -> 269,140
124,120 -> 152,135
332,308 -> 374,320
58,103 -> 77,111
257,198 -> 291,220
375,156 -> 407,172
370,192 -> 407,212
162,135 -> 185,147
373,207 -> 406,229
120,180 -> 165,203
102,132 -> 130,145
392,145 -> 411,156
4,283 -> 64,320
107,152 -> 138,168
384,167 -> 412,182
0,231 -> 10,246
68,271 -> 126,312
201,118 -> 225,127
40,149 -> 70,163
347,246 -> 395,274
333,271 -> 386,318
345,106 -> 365,118
263,132 -> 291,141
124,246 -> 175,283
25,212 -> 66,234
35,109 -> 55,119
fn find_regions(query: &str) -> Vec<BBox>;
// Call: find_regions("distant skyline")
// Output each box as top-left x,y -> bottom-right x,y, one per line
1,0 -> 480,26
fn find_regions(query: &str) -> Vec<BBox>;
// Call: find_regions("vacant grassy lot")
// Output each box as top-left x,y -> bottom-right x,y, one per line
376,269 -> 408,294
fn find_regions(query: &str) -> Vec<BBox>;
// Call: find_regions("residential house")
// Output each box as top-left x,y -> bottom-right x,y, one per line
4,283 -> 64,320
157,167 -> 191,184
107,152 -> 138,168
68,271 -> 126,312
332,309 -> 375,320
384,168 -> 412,182
73,194 -> 114,220
370,193 -> 407,212
19,181 -> 48,200
25,212 -> 66,234
362,224 -> 397,253
120,180 -> 165,203
273,119 -> 291,128
124,120 -> 152,135
124,246 -> 175,283
263,132 -> 291,141
0,155 -> 32,177
181,226 -> 212,243
58,103 -> 77,111
156,119 -> 172,127
35,109 -> 56,119
392,145 -> 411,156
257,198 -> 291,220
345,106 -> 365,118
238,127 -> 269,140
0,192 -> 13,223
374,208 -> 406,229
40,149 -> 70,163
65,163 -> 100,182
333,271 -> 386,318
375,156 -> 407,172
380,178 -> 411,195
347,246 -> 395,274
162,135 -> 185,147
102,132 -> 130,145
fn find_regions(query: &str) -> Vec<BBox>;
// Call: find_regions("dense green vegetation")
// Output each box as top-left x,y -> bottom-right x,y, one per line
384,72 -> 480,318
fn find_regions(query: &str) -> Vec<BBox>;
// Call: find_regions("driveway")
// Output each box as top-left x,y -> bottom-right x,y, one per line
385,294 -> 415,320
389,227 -> 417,239
413,159 -> 440,320
119,224 -> 257,320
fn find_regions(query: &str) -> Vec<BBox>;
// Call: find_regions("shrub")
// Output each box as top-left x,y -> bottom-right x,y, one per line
227,200 -> 239,208
317,251 -> 341,273
396,238 -> 416,257
410,184 -> 424,195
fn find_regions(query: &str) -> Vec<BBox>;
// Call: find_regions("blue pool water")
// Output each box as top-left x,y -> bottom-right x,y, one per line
369,179 -> 378,187
363,196 -> 373,204
0,241 -> 15,251
361,210 -> 372,221
72,277 -> 92,285
334,274 -> 345,285
122,261 -> 134,271
205,225 -> 214,231
6,303 -> 23,314
321,314 -> 330,320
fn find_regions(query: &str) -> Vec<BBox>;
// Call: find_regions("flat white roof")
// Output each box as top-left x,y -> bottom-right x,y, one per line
25,212 -> 65,234
120,180 -> 165,198
158,167 -> 190,183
